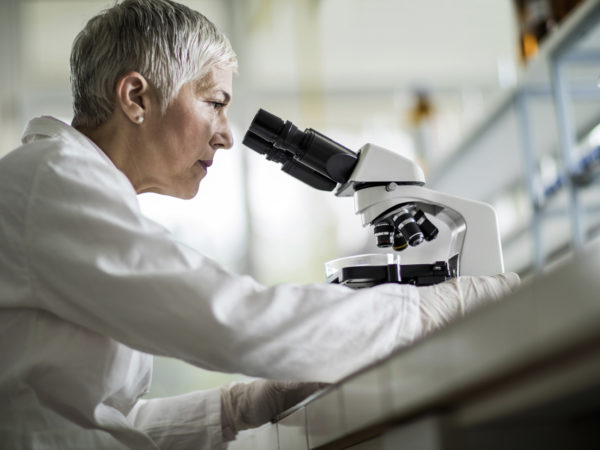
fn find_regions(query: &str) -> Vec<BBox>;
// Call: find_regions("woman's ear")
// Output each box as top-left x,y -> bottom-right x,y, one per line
115,72 -> 151,125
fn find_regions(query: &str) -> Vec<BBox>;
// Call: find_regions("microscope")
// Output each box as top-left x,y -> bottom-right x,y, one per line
243,109 -> 504,287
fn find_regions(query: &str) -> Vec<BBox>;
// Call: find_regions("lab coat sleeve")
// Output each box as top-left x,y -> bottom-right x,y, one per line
25,149 -> 422,383
126,388 -> 223,450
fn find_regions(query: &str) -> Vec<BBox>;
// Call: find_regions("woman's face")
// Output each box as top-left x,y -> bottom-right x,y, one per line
139,67 -> 234,199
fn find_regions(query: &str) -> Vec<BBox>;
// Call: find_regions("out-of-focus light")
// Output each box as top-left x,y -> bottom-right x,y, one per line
497,58 -> 518,89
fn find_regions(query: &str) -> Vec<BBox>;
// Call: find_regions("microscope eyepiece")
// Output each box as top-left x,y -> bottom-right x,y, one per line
243,108 -> 359,188
247,109 -> 286,144
242,130 -> 338,191
242,131 -> 275,157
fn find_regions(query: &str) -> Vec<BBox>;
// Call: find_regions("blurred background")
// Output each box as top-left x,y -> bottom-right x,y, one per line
1,0 -> 599,397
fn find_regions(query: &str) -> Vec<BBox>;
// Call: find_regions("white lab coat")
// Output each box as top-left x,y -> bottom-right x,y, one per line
0,117 -> 422,449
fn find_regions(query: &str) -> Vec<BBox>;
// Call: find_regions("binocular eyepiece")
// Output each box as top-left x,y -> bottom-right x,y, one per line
243,109 -> 359,191
244,109 -> 440,255
374,204 -> 439,252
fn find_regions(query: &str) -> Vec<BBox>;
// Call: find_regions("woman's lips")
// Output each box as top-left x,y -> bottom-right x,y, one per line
197,160 -> 212,170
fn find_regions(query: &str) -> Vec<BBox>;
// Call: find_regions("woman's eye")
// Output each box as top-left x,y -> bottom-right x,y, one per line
210,101 -> 225,110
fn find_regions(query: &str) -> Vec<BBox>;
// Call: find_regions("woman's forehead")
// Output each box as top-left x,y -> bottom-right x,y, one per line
194,67 -> 232,93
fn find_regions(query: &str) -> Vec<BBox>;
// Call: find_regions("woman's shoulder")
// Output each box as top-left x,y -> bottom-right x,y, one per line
2,116 -> 133,197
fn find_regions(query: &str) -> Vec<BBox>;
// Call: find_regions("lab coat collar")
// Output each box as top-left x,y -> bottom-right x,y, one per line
22,116 -> 117,169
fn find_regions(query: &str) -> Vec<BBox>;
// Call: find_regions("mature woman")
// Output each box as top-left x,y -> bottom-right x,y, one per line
0,0 -> 518,448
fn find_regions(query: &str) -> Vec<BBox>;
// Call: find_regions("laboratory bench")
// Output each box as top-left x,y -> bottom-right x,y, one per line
229,240 -> 600,449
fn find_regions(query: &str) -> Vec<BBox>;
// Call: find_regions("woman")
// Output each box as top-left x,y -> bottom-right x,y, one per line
0,0 -> 519,448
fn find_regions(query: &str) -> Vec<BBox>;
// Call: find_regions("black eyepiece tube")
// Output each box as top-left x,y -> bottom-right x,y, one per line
248,109 -> 286,144
242,131 -> 289,165
299,129 -> 358,183
281,161 -> 338,191
242,130 -> 273,156
244,108 -> 359,185
243,130 -> 337,191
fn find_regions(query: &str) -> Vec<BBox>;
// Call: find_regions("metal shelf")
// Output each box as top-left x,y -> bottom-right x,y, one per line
427,0 -> 600,274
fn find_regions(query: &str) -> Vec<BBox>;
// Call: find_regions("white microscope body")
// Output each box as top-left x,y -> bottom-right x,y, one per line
336,144 -> 505,277
243,108 -> 505,286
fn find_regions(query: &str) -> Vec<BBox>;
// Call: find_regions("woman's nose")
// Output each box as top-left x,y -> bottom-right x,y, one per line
212,116 -> 234,150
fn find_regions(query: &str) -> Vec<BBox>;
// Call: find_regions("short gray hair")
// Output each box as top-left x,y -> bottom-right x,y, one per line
70,0 -> 237,128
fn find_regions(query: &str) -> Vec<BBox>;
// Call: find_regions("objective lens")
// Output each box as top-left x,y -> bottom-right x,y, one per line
412,209 -> 439,241
392,232 -> 408,251
374,222 -> 394,248
392,207 -> 424,247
